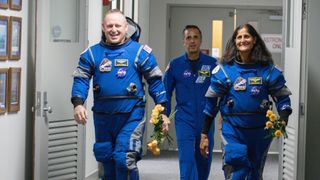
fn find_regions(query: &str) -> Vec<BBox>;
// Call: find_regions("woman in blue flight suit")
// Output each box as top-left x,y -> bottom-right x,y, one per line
200,24 -> 292,180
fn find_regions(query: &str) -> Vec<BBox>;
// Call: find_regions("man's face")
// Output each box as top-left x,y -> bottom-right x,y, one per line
183,28 -> 202,55
102,12 -> 128,45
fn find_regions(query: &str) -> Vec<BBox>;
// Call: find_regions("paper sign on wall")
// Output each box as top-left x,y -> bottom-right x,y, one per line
261,34 -> 282,53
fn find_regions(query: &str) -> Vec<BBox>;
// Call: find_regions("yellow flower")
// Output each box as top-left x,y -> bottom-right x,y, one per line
265,109 -> 288,139
266,110 -> 273,117
269,114 -> 277,122
151,117 -> 159,124
152,147 -> 160,156
265,121 -> 273,128
147,140 -> 158,150
148,105 -> 175,156
274,130 -> 282,137
155,104 -> 165,112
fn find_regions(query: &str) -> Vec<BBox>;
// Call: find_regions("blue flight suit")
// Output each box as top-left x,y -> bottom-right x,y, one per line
204,59 -> 292,180
71,38 -> 167,180
164,52 -> 217,180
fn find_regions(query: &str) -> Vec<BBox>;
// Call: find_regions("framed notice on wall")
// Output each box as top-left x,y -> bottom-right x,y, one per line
9,0 -> 21,11
0,68 -> 8,114
0,0 -> 9,9
8,67 -> 21,112
9,16 -> 21,60
0,15 -> 9,60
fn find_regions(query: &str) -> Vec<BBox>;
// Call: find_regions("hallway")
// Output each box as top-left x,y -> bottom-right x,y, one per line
138,151 -> 278,180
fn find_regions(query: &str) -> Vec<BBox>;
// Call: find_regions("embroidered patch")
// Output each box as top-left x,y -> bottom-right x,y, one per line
234,77 -> 246,91
99,58 -> 112,72
198,70 -> 210,77
114,59 -> 128,66
143,45 -> 152,54
116,68 -> 127,78
196,76 -> 206,83
212,65 -> 220,74
248,77 -> 262,85
250,86 -> 261,95
183,70 -> 192,78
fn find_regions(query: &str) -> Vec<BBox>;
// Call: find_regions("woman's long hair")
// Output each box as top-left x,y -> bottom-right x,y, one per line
221,24 -> 273,65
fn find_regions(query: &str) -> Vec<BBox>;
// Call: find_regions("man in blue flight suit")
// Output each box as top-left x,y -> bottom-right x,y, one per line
71,9 -> 169,180
164,25 -> 217,180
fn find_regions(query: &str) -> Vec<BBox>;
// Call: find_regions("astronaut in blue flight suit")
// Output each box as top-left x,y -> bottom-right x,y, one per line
200,24 -> 292,180
164,25 -> 217,180
71,9 -> 169,180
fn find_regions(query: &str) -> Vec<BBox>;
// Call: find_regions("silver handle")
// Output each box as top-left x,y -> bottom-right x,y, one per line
43,106 -> 53,113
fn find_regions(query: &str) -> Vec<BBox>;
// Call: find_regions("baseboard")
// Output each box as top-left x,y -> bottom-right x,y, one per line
86,169 -> 99,180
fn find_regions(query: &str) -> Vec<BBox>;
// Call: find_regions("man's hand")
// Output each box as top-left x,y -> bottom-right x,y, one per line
200,133 -> 209,158
161,114 -> 170,132
74,105 -> 88,125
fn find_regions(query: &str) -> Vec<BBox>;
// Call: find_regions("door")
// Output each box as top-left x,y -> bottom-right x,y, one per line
33,0 -> 87,179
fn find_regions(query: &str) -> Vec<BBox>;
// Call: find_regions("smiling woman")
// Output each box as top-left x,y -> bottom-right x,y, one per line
200,23 -> 292,179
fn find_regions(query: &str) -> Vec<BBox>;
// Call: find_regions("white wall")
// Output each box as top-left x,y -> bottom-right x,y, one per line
0,2 -> 28,180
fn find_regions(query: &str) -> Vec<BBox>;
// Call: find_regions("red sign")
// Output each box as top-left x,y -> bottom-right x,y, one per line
201,49 -> 210,55
103,0 -> 109,6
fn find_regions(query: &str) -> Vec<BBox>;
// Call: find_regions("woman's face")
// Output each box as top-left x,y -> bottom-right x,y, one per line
235,27 -> 256,54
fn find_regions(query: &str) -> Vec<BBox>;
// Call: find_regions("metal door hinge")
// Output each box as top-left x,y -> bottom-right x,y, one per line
302,1 -> 307,20
300,103 -> 305,116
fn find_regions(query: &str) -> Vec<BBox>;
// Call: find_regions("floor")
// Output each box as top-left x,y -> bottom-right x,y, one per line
138,150 -> 279,180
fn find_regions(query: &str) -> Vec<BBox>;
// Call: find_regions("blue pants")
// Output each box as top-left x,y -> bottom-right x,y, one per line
175,120 -> 214,180
93,107 -> 145,180
221,122 -> 273,180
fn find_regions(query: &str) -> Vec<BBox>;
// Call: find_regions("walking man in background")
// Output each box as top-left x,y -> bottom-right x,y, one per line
164,25 -> 217,180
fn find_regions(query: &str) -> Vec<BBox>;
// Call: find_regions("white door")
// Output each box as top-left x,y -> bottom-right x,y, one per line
33,0 -> 87,179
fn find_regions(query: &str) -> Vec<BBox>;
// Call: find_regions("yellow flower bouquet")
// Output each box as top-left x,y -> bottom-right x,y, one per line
265,109 -> 288,139
147,104 -> 175,155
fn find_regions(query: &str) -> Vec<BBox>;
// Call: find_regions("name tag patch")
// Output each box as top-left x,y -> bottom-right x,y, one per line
248,77 -> 262,85
114,59 -> 128,67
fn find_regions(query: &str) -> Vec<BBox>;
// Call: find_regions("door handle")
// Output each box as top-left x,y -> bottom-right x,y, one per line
42,91 -> 53,117
43,106 -> 53,113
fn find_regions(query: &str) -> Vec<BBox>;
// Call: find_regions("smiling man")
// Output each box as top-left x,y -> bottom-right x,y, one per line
164,25 -> 217,180
71,9 -> 169,180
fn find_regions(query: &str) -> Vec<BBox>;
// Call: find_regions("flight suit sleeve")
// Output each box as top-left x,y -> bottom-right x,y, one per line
136,45 -> 167,105
268,65 -> 292,122
71,48 -> 95,107
202,65 -> 229,134
163,61 -> 175,116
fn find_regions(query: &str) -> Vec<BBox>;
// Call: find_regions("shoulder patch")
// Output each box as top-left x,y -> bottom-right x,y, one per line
211,65 -> 220,74
143,45 -> 152,54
